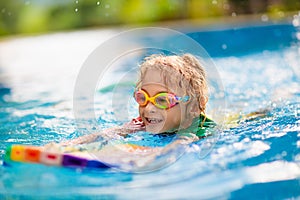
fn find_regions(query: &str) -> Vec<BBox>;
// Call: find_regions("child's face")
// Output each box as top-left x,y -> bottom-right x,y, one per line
138,69 -> 192,133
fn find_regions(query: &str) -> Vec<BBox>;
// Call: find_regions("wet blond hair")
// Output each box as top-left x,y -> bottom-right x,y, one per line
136,54 -> 208,112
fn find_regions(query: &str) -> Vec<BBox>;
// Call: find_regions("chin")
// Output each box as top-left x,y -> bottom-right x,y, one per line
145,125 -> 165,134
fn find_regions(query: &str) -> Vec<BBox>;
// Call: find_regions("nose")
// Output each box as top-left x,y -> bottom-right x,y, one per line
144,101 -> 157,113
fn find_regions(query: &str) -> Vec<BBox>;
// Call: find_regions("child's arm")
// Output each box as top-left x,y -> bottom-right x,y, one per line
59,126 -> 122,146
58,117 -> 145,146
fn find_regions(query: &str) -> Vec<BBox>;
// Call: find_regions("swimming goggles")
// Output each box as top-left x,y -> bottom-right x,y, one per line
134,89 -> 189,109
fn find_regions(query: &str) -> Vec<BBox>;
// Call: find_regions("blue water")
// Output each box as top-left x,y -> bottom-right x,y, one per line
0,22 -> 300,199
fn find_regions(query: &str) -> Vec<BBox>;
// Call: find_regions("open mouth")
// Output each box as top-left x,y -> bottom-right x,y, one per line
145,117 -> 163,124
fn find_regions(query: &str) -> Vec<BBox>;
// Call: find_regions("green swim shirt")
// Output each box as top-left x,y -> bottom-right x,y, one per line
177,113 -> 216,139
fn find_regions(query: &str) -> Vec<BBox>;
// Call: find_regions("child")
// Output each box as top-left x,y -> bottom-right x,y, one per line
7,54 -> 268,171
62,53 -> 215,146
40,53 -> 216,171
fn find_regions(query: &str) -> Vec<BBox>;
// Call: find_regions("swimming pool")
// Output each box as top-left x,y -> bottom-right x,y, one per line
0,20 -> 299,199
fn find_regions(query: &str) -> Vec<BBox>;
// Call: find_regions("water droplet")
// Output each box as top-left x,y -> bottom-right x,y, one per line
261,14 -> 269,22
97,1 -> 100,5
75,8 -> 78,12
296,32 -> 300,40
295,154 -> 300,162
75,0 -> 79,4
281,151 -> 287,157
292,13 -> 300,27
278,11 -> 285,18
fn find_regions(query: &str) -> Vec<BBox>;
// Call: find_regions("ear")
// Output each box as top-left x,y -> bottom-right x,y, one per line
199,96 -> 208,113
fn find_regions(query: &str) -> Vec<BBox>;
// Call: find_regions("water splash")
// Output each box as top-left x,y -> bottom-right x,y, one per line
292,12 -> 300,27
261,14 -> 269,22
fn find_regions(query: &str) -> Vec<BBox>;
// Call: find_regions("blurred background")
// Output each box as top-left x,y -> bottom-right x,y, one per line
1,0 -> 300,37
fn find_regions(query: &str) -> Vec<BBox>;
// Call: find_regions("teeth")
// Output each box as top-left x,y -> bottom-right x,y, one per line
147,118 -> 162,123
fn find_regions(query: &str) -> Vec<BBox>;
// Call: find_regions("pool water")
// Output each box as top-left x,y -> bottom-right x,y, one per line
0,22 -> 300,199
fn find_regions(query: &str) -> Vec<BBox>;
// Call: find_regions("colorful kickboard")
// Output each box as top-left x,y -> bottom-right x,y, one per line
4,145 -> 111,169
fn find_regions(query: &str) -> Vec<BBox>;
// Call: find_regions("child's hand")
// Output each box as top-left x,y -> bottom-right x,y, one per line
123,116 -> 145,133
43,142 -> 63,152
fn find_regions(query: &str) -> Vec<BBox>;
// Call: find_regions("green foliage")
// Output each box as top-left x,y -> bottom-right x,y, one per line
17,5 -> 49,34
188,0 -> 227,18
0,0 -> 300,37
0,1 -> 23,35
